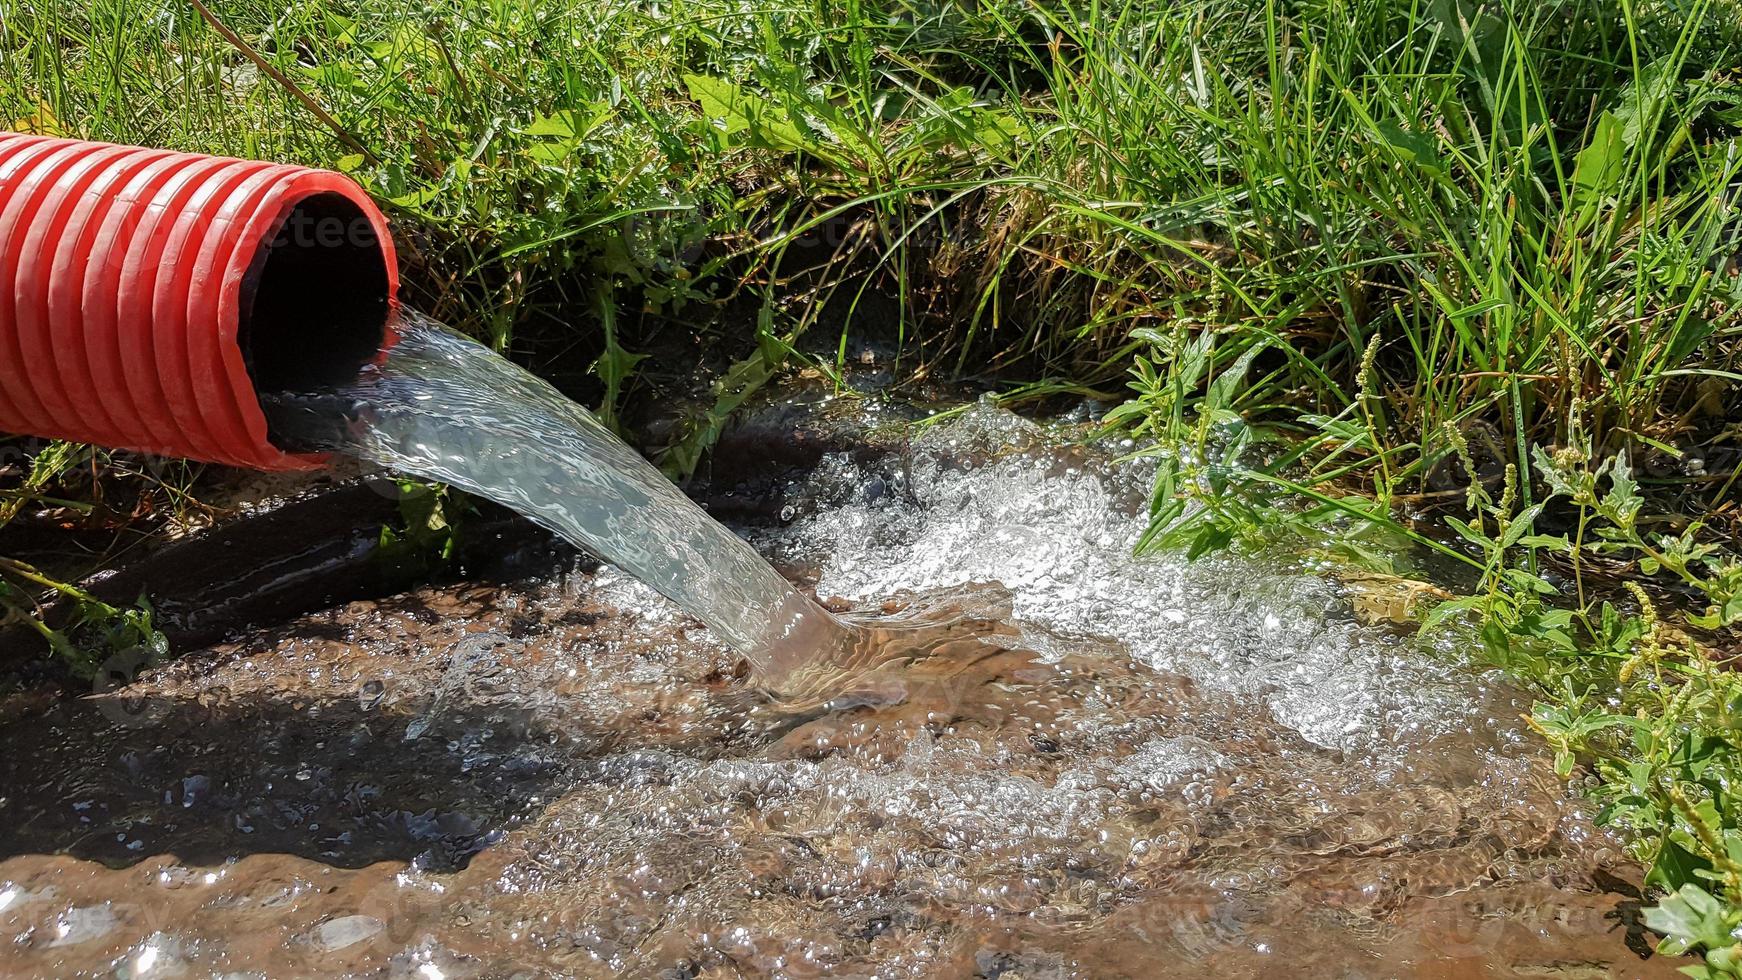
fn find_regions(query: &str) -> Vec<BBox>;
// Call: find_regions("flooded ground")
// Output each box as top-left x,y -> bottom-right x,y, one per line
0,405 -> 1674,978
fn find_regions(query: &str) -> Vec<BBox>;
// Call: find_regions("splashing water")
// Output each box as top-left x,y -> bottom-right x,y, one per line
0,398 -> 1655,977
761,406 -> 1506,754
264,311 -> 855,686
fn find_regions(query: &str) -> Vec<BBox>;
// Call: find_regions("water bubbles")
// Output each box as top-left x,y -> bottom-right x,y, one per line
766,403 -> 1507,757
115,933 -> 187,978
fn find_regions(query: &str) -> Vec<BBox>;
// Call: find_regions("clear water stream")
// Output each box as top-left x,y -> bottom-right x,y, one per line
264,311 -> 855,687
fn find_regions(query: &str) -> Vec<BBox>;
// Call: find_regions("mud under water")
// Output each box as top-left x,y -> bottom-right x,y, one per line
0,405 -> 1675,978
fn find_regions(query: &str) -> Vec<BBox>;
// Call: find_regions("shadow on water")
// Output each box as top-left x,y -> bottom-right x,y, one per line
0,604 -> 579,873
0,579 -> 1074,874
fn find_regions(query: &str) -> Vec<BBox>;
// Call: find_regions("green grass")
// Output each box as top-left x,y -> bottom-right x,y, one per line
4,0 -> 1742,966
7,0 -> 1737,457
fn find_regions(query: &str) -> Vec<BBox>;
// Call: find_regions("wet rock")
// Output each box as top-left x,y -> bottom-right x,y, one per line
313,914 -> 384,952
47,903 -> 117,947
114,934 -> 190,978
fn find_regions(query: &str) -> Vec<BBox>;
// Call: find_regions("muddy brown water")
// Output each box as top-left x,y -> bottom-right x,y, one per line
0,406 -> 1678,978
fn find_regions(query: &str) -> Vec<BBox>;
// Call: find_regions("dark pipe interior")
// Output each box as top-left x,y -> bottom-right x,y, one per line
240,192 -> 390,424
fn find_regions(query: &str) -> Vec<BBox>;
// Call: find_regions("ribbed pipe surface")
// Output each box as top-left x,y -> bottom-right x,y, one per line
0,132 -> 398,470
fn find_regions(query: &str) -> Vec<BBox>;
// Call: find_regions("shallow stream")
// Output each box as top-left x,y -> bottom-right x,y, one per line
0,402 -> 1669,978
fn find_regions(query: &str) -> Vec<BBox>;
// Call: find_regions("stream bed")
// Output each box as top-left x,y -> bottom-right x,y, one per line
0,403 -> 1671,978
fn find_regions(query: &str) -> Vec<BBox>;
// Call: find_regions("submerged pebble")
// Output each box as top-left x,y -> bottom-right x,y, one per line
313,915 -> 385,952
47,904 -> 117,948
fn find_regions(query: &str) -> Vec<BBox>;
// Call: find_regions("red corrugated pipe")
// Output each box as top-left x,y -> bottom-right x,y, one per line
0,132 -> 399,471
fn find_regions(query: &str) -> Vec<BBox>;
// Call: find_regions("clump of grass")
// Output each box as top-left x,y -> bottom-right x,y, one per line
11,1 -> 1730,452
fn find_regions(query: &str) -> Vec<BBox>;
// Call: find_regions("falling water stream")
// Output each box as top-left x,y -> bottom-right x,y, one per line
264,312 -> 858,694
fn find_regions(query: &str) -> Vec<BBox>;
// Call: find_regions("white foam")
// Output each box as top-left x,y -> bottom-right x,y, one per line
767,404 -> 1517,755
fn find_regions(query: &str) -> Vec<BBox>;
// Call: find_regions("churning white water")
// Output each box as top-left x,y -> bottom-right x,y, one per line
761,402 -> 1520,757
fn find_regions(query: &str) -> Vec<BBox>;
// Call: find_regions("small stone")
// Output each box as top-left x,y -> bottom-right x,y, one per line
115,934 -> 189,978
314,914 -> 384,952
49,904 -> 117,947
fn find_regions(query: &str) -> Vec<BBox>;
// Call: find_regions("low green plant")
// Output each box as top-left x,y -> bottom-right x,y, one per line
1650,883 -> 1742,978
0,556 -> 167,680
377,479 -> 476,577
0,439 -> 169,677
6,0 -> 1737,459
3,0 -> 1741,960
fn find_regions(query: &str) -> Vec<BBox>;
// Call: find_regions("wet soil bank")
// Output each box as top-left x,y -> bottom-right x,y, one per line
0,399 -> 1681,979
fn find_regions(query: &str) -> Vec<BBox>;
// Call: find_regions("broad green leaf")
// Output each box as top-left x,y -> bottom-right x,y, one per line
1422,594 -> 1484,633
1644,884 -> 1733,955
1518,533 -> 1573,554
1445,515 -> 1495,550
1599,451 -> 1642,529
524,104 -> 611,141
1571,113 -> 1625,211
1613,57 -> 1678,149
389,183 -> 445,209
969,109 -> 1024,155
1648,842 -> 1714,897
1101,401 -> 1149,426
1497,504 -> 1544,550
526,112 -> 579,139
1206,340 -> 1270,411
1376,119 -> 1446,175
683,74 -> 808,152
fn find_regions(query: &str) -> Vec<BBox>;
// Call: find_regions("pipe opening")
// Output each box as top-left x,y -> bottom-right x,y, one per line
241,191 -> 390,405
